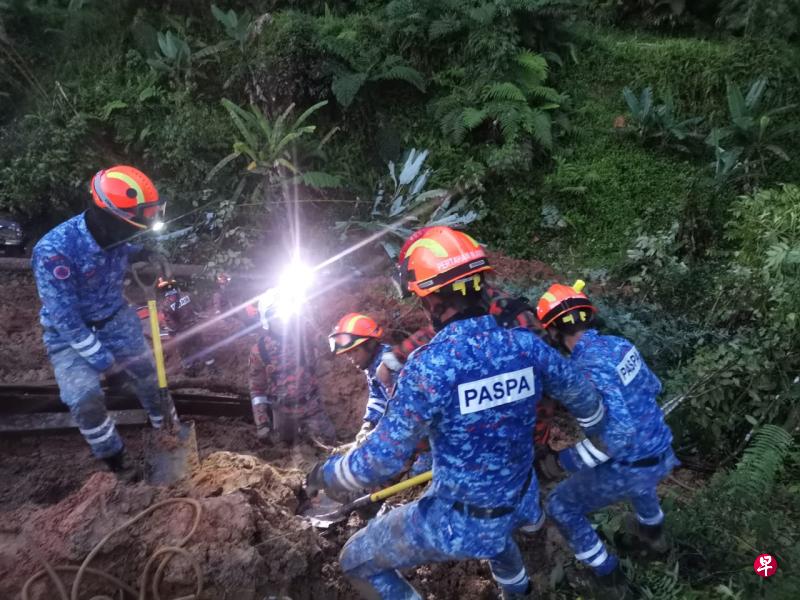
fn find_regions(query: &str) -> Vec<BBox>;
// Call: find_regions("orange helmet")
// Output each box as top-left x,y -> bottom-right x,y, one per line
537,280 -> 596,329
329,313 -> 384,354
90,165 -> 165,230
398,226 -> 492,298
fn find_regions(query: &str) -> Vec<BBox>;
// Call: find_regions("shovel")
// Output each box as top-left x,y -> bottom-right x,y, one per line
131,259 -> 199,485
303,470 -> 432,528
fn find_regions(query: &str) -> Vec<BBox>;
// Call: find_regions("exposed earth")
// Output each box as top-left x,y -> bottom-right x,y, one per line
0,254 -> 692,599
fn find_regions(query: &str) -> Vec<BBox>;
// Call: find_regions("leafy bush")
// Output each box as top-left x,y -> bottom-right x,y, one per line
706,78 -> 798,191
620,86 -> 704,151
336,148 -> 482,258
210,99 -> 340,203
717,0 -> 800,40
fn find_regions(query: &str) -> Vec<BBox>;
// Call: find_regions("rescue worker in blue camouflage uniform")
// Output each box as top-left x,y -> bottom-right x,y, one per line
328,313 -> 431,475
306,226 -> 606,600
31,165 -> 168,479
537,280 -> 679,597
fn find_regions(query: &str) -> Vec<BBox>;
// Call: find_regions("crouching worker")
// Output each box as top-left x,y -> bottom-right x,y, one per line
157,277 -> 215,375
329,313 -> 431,474
306,227 -> 605,600
537,281 -> 678,597
32,165 -> 169,479
249,289 -> 336,444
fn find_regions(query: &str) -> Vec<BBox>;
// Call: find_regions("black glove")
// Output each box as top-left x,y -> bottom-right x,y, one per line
535,446 -> 565,482
305,461 -> 327,497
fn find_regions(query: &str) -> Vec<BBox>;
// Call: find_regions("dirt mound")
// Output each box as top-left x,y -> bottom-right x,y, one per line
1,454 -> 348,600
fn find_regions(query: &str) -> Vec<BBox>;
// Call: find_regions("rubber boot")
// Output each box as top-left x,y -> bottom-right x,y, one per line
592,566 -> 630,600
615,513 -> 669,559
103,449 -> 138,483
500,581 -> 532,600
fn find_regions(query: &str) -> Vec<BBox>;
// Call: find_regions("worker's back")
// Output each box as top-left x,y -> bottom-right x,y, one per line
358,314 -> 597,509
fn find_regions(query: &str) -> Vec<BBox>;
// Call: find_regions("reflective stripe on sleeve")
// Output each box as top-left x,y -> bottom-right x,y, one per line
71,333 -> 96,350
577,402 -> 605,428
334,454 -> 362,491
77,340 -> 103,358
493,567 -> 528,586
575,540 -> 604,560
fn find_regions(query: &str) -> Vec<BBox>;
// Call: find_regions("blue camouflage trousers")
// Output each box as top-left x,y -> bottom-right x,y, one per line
340,477 -> 542,599
546,450 -> 679,574
46,306 -> 163,459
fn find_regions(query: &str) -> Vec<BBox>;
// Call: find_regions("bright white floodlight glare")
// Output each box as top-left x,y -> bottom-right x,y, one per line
274,259 -> 315,320
152,220 -> 165,232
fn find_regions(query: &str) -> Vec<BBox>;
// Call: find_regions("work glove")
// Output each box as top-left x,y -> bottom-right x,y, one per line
354,421 -> 375,446
304,461 -> 327,497
535,446 -> 565,481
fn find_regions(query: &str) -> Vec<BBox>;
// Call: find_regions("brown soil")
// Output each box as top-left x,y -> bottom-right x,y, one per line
0,255 -> 689,599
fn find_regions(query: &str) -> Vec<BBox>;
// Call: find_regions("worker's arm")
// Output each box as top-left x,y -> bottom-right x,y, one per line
31,247 -> 114,372
362,382 -> 389,426
322,362 -> 432,493
536,339 -> 606,434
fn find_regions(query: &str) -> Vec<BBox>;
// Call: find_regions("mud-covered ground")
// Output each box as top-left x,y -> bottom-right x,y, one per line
0,255 -> 694,599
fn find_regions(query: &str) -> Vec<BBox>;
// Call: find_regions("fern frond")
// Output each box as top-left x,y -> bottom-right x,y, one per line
375,64 -> 427,92
462,107 -> 487,131
332,72 -> 368,108
482,82 -> 527,103
468,3 -> 497,25
526,109 -> 554,149
516,50 -> 549,80
429,15 -> 462,39
726,424 -> 793,501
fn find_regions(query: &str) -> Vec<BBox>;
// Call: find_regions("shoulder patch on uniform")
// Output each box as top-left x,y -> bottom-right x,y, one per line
53,264 -> 71,280
458,367 -> 536,415
616,346 -> 642,386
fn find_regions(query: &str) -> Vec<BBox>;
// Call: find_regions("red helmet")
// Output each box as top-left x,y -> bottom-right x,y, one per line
398,226 -> 492,298
536,280 -> 596,329
329,313 -> 384,354
91,165 -> 165,230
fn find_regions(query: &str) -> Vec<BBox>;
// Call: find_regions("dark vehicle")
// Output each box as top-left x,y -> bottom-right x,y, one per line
0,216 -> 25,256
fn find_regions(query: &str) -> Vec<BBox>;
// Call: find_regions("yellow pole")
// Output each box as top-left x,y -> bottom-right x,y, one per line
147,300 -> 168,389
369,470 -> 433,502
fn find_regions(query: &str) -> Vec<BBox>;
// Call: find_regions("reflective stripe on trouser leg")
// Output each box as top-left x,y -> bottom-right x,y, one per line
629,488 -> 665,526
546,463 -> 622,576
489,538 -> 529,594
98,307 -> 163,422
49,346 -> 124,458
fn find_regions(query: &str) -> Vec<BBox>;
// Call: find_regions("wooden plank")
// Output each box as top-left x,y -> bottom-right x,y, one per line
0,409 -> 148,433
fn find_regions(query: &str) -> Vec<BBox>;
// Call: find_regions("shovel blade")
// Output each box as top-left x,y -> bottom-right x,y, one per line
300,491 -> 347,528
143,420 -> 200,486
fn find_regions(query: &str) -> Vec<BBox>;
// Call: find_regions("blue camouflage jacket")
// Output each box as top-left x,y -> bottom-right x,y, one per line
563,329 -> 673,469
362,343 -> 394,425
324,315 -> 603,508
32,213 -> 139,372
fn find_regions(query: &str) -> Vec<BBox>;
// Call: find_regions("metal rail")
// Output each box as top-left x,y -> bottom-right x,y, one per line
0,382 -> 250,420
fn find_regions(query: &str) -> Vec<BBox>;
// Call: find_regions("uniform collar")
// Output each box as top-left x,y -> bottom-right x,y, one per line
78,212 -> 105,255
571,329 -> 600,359
431,314 -> 499,342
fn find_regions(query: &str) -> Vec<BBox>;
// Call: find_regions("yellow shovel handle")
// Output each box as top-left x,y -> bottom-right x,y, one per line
369,470 -> 433,502
147,299 -> 168,389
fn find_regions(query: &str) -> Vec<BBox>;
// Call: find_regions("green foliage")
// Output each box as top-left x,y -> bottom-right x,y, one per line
706,78 -> 799,190
336,148 -> 482,257
431,50 -> 562,150
146,28 -> 232,85
211,99 -> 340,204
717,0 -> 800,40
621,85 -> 704,151
210,3 -> 253,50
665,425 -> 799,597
